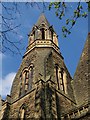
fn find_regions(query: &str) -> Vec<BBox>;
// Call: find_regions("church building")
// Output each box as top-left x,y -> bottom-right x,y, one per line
0,13 -> 90,120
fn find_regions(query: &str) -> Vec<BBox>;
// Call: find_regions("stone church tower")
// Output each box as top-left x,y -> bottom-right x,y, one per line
0,14 -> 90,120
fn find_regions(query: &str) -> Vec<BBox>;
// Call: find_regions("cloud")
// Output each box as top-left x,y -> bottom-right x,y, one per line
0,72 -> 16,99
0,53 -> 6,61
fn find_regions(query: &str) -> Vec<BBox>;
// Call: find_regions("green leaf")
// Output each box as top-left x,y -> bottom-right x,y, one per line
66,19 -> 69,25
79,5 -> 83,9
61,11 -> 64,16
48,5 -> 51,10
72,20 -> 75,26
55,11 -> 59,16
77,12 -> 81,17
63,34 -> 66,38
82,12 -> 87,18
59,15 -> 62,20
74,10 -> 77,14
62,2 -> 66,8
68,31 -> 71,35
48,2 -> 53,10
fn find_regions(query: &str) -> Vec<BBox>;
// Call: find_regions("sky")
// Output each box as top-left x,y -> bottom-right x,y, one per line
1,2 -> 88,99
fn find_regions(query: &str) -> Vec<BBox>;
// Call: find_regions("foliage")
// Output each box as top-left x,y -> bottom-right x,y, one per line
1,2 -> 88,55
48,2 -> 88,38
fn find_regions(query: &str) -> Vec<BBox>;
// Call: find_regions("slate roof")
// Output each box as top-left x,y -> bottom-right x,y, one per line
73,33 -> 90,105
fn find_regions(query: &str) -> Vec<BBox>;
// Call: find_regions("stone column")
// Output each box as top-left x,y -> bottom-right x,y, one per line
53,34 -> 58,46
35,30 -> 38,40
29,35 -> 34,45
37,29 -> 41,39
49,31 -> 52,40
45,30 -> 47,39
46,29 -> 50,39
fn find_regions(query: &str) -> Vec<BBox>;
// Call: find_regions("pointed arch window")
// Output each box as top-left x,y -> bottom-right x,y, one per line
59,68 -> 65,92
24,70 -> 29,93
19,64 -> 34,96
19,74 -> 23,96
41,28 -> 45,39
29,65 -> 34,90
33,31 -> 35,40
51,30 -> 53,40
55,65 -> 65,92
19,104 -> 26,120
55,64 -> 60,90
19,69 -> 29,97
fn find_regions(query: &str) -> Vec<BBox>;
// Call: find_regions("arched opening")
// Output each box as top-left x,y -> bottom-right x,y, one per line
51,31 -> 53,40
33,31 -> 35,40
29,64 -> 34,90
19,104 -> 26,120
55,64 -> 60,90
59,68 -> 65,92
41,28 -> 45,39
19,68 -> 29,96
19,74 -> 22,96
24,70 -> 29,93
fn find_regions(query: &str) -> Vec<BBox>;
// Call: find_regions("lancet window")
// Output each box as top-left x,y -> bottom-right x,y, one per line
59,68 -> 65,92
19,74 -> 23,96
51,30 -> 53,40
24,70 -> 29,93
19,104 -> 26,120
19,64 -> 34,96
41,28 -> 45,39
55,64 -> 66,93
28,65 -> 33,90
55,64 -> 60,90
33,31 -> 35,40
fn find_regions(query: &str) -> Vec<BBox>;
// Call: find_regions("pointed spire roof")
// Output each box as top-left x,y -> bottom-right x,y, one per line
36,13 -> 50,27
73,33 -> 90,105
74,33 -> 89,80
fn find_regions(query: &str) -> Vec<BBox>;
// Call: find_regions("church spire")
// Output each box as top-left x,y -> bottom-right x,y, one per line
26,14 -> 59,55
